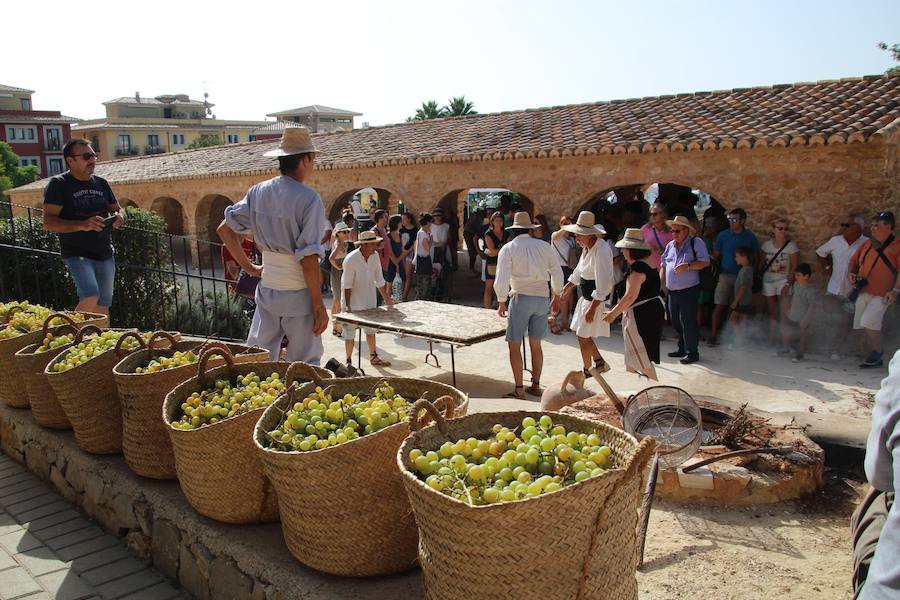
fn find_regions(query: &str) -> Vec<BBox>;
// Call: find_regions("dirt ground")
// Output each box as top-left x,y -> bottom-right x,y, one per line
636,468 -> 866,599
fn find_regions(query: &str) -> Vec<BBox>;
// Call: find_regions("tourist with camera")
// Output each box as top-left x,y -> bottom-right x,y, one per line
848,211 -> 900,368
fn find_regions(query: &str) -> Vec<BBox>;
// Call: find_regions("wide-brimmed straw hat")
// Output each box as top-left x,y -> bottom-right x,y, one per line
262,126 -> 318,157
615,228 -> 651,251
333,222 -> 351,234
354,230 -> 383,245
506,211 -> 537,230
562,211 -> 607,236
665,215 -> 697,234
432,207 -> 445,217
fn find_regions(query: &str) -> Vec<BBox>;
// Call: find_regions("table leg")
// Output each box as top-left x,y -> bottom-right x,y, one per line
451,345 -> 456,388
357,327 -> 363,372
425,340 -> 441,368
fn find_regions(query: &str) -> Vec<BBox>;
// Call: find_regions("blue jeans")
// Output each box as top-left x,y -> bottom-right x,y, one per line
64,256 -> 115,307
668,285 -> 700,356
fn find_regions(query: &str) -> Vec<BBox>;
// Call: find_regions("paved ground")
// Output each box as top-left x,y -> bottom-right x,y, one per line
0,454 -> 186,600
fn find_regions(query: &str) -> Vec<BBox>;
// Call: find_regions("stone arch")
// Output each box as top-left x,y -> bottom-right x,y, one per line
149,197 -> 185,235
328,187 -> 397,224
195,194 -> 234,270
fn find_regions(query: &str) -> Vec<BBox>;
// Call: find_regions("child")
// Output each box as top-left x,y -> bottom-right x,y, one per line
780,263 -> 817,362
729,246 -> 754,345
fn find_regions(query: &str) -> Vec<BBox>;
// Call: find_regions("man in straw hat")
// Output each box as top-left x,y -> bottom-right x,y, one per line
494,212 -> 564,398
659,215 -> 710,365
556,211 -> 616,382
217,126 -> 329,364
341,230 -> 395,367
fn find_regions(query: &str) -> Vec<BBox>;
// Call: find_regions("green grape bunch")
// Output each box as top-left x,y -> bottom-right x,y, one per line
36,332 -> 76,353
52,331 -> 150,372
0,308 -> 84,339
408,414 -> 612,505
170,372 -> 286,430
265,381 -> 410,452
134,350 -> 199,374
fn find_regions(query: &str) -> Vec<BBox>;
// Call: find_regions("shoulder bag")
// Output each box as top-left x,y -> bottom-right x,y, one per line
689,237 -> 717,293
753,241 -> 788,294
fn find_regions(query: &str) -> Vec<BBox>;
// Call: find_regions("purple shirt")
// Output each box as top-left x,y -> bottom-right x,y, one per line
661,236 -> 710,291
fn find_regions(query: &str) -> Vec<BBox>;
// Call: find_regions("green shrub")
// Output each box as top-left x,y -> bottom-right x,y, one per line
165,289 -> 250,340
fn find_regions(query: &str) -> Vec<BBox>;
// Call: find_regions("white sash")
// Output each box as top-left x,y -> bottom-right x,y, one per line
261,251 -> 307,291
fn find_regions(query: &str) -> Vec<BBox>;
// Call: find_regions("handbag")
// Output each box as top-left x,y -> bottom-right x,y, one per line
234,271 -> 260,299
753,241 -> 788,294
689,237 -> 717,293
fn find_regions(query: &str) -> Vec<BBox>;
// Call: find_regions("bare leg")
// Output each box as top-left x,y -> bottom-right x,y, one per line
483,279 -> 495,309
765,295 -> 777,340
344,339 -> 354,361
798,325 -> 808,354
402,263 -> 413,301
75,297 -> 107,315
865,328 -> 882,354
711,304 -> 727,340
528,336 -> 543,385
366,334 -> 377,357
507,341 -> 524,388
576,335 -> 601,369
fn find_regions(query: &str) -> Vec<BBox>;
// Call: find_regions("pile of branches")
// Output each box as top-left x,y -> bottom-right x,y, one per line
703,403 -> 769,450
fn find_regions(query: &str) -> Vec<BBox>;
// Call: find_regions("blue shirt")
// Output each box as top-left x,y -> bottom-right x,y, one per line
224,175 -> 327,316
714,228 -> 759,274
661,236 -> 710,291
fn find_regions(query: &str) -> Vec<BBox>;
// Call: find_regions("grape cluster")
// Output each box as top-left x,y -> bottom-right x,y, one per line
36,332 -> 76,353
52,331 -> 149,372
170,371 -> 286,430
0,308 -> 84,339
265,382 -> 410,452
134,350 -> 199,374
409,415 -> 612,505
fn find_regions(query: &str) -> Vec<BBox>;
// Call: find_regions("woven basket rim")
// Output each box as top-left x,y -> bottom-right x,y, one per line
43,328 -> 138,377
163,361 -> 334,436
0,311 -> 108,344
396,409 -> 641,511
15,341 -> 74,357
113,342 -> 267,377
253,376 -> 469,457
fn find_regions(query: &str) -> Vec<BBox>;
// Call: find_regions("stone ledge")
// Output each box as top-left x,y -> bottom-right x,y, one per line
0,403 -> 422,600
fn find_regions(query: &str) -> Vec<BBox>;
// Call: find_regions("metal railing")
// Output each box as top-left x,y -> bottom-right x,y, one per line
0,201 -> 250,341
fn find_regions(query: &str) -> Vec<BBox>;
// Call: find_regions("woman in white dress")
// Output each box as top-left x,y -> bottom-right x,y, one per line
555,211 -> 616,378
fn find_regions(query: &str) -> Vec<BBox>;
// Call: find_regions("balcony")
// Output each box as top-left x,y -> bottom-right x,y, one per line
115,147 -> 139,157
144,145 -> 166,155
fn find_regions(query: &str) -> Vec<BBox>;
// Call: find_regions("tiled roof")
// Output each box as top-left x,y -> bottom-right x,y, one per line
266,105 -> 362,117
0,84 -> 34,94
13,74 -> 899,192
1,114 -> 78,124
103,95 -> 208,106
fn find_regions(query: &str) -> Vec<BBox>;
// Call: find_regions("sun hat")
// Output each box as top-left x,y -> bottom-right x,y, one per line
354,230 -> 383,245
432,207 -> 445,217
665,215 -> 697,234
506,211 -> 537,230
562,211 -> 607,236
615,228 -> 651,251
262,126 -> 318,157
333,222 -> 351,234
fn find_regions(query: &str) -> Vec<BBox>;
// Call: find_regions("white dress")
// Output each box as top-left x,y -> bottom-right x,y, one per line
569,239 -> 615,339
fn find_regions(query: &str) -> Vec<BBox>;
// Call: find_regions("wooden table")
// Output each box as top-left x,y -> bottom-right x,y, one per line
335,301 -> 508,387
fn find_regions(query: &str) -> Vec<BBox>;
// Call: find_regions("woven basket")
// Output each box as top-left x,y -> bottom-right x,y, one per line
253,377 -> 469,576
13,321 -> 83,428
0,311 -> 107,407
45,327 -> 169,455
397,403 -> 656,600
163,357 -> 333,524
114,339 -> 269,479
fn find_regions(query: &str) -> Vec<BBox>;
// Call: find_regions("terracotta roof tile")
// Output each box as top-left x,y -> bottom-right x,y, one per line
0,84 -> 34,94
12,74 -> 899,191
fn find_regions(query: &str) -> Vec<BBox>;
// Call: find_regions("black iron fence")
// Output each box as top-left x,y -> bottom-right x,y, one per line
0,201 -> 250,341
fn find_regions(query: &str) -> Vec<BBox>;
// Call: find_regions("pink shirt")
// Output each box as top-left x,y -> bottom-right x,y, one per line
641,223 -> 675,269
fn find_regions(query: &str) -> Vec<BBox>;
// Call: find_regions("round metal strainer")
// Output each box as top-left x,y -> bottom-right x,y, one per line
622,385 -> 702,567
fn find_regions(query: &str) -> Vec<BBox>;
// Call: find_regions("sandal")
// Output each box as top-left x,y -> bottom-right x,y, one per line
370,352 -> 391,367
525,380 -> 543,396
332,328 -> 343,338
503,385 -> 525,400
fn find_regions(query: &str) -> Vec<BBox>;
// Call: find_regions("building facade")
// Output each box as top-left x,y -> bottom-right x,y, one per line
74,93 -> 270,161
265,105 -> 362,134
0,84 -> 76,178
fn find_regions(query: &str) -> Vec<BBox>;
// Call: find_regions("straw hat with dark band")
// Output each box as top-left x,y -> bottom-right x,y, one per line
665,215 -> 697,234
263,126 -> 318,157
562,211 -> 607,236
506,212 -> 537,230
354,230 -> 383,245
615,228 -> 651,251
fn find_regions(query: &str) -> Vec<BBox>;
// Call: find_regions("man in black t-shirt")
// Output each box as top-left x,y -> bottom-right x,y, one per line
42,138 -> 125,315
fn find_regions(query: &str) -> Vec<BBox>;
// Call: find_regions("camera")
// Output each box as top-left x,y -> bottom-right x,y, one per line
848,277 -> 868,302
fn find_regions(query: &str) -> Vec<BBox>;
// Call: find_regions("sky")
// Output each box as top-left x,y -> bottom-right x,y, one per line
5,0 -> 898,127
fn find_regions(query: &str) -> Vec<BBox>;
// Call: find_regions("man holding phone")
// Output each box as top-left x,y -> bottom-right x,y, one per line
43,138 -> 125,316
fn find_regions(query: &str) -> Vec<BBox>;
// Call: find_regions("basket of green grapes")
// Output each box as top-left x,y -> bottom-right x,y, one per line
253,377 -> 467,577
13,314 -> 84,426
163,355 -> 333,524
114,338 -> 268,480
44,327 -> 171,454
0,304 -> 107,407
397,401 -> 655,600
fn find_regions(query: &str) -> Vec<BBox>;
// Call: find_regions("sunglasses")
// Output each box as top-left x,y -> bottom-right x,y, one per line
70,152 -> 98,161
839,223 -> 850,228
775,226 -> 787,231
727,217 -> 739,223
672,227 -> 688,233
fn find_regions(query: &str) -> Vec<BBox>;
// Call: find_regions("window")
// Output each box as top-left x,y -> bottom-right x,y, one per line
91,135 -> 100,153
16,157 -> 39,168
20,99 -> 31,111
249,135 -> 257,142
337,118 -> 352,124
227,134 -> 238,143
172,134 -> 185,145
117,134 -> 132,156
45,128 -> 61,151
6,126 -> 36,141
48,158 -> 64,175
148,134 -> 159,146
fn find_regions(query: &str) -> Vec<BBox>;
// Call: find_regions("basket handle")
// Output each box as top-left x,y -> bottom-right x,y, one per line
285,362 -> 323,387
195,339 -> 231,354
50,323 -> 80,340
3,305 -> 25,320
41,312 -> 76,337
197,346 -> 235,389
114,331 -> 148,357
147,331 -> 178,350
74,324 -> 104,345
408,398 -> 453,437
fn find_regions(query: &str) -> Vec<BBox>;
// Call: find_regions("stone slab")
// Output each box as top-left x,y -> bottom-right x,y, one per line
0,528 -> 43,554
56,535 -> 121,562
119,581 -> 185,600
0,566 -> 43,600
69,545 -> 131,575
36,569 -> 96,600
13,546 -> 71,576
80,556 -> 146,586
45,526 -> 106,552
95,569 -> 163,599
31,518 -> 94,543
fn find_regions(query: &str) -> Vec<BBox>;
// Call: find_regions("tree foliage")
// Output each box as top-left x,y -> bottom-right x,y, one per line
878,42 -> 900,75
445,95 -> 477,116
409,100 -> 446,121
186,135 -> 223,149
0,141 -> 41,202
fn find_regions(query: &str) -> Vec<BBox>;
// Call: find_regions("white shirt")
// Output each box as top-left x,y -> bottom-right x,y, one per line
816,234 -> 868,296
551,233 -> 576,268
494,234 -> 564,301
415,229 -> 432,257
569,238 -> 615,301
340,248 -> 385,311
430,222 -> 450,245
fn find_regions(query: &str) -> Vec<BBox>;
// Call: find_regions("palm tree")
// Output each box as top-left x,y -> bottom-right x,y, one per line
445,96 -> 477,116
410,100 -> 446,121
